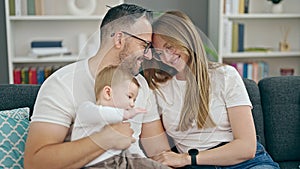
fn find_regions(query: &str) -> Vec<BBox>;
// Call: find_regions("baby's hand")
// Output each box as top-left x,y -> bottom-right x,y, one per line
123,107 -> 147,120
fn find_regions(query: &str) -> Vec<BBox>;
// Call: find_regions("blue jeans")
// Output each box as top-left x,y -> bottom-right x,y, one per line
184,142 -> 280,169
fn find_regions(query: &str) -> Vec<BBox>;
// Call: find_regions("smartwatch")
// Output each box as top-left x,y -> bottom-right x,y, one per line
188,149 -> 199,166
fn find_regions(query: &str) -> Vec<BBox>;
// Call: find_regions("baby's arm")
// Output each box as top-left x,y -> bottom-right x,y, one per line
123,107 -> 147,120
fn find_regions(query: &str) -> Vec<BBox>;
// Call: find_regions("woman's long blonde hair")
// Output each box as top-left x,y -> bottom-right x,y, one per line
143,11 -> 217,131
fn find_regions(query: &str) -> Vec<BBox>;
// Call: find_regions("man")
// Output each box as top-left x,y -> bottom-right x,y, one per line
24,4 -> 170,169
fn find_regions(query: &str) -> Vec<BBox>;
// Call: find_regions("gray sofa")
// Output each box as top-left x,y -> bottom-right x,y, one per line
0,76 -> 299,169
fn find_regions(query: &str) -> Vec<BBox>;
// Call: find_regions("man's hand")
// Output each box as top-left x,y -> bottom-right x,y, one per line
123,107 -> 147,120
91,122 -> 136,150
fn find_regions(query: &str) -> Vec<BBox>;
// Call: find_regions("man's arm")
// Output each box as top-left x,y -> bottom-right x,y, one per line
140,119 -> 170,157
24,121 -> 135,169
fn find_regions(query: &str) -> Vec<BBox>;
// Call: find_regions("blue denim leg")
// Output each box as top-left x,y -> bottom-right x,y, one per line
221,142 -> 280,169
182,142 -> 280,169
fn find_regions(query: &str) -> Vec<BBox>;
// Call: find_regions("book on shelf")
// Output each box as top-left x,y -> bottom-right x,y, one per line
29,67 -> 37,84
244,0 -> 249,13
37,67 -> 44,84
44,66 -> 53,79
9,0 -> 15,15
232,23 -> 239,52
27,0 -> 44,15
223,19 -> 232,54
223,0 -> 248,14
35,0 -> 44,15
27,0 -> 35,15
243,63 -> 248,78
11,0 -> 28,16
237,23 -> 244,52
13,68 -> 21,84
13,65 -> 62,84
238,0 -> 245,14
14,0 -> 21,16
29,40 -> 71,58
29,47 -> 71,58
231,23 -> 244,53
31,40 -> 63,48
21,67 -> 29,84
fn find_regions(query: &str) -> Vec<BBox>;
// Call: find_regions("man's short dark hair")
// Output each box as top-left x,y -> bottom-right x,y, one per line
101,4 -> 152,29
100,4 -> 153,42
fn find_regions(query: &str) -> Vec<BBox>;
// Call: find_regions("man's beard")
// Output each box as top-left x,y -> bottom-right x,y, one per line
119,43 -> 143,76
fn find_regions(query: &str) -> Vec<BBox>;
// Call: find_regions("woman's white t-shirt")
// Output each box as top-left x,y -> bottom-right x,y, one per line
155,65 -> 252,153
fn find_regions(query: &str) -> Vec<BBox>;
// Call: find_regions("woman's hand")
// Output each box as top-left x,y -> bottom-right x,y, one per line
151,151 -> 190,168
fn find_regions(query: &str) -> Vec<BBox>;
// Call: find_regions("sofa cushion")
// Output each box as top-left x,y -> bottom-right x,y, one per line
0,107 -> 30,168
243,78 -> 265,146
0,84 -> 40,117
259,76 -> 300,163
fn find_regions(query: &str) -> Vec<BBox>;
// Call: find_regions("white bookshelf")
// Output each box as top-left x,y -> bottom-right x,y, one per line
222,51 -> 300,59
224,13 -> 300,20
208,0 -> 300,78
5,0 -> 123,84
12,55 -> 80,63
9,15 -> 106,21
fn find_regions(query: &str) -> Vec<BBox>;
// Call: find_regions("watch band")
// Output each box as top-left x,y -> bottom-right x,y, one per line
191,154 -> 197,166
188,149 -> 198,166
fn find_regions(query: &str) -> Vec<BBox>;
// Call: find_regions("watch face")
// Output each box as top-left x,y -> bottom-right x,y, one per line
188,149 -> 198,155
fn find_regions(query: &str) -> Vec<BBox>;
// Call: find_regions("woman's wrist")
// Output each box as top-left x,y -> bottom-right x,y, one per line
182,153 -> 191,166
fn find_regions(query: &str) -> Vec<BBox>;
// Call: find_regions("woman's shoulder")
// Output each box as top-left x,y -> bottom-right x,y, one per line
210,63 -> 238,77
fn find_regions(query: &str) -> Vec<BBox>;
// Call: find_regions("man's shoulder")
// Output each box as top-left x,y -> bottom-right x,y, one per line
43,59 -> 88,83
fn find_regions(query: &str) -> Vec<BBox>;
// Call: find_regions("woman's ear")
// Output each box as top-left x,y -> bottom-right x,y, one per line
103,86 -> 112,100
113,32 -> 123,49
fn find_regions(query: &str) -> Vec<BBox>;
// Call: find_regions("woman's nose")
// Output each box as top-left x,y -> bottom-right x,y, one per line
164,52 -> 174,62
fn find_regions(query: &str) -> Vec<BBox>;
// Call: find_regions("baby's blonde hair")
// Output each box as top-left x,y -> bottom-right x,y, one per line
95,65 -> 140,101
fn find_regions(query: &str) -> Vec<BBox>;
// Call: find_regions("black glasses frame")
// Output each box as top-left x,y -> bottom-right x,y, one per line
121,31 -> 152,55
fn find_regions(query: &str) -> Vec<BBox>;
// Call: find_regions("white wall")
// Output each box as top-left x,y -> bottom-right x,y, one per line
124,0 -> 208,35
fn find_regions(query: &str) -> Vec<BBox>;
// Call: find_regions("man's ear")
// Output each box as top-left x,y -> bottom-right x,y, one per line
113,32 -> 123,49
103,86 -> 112,100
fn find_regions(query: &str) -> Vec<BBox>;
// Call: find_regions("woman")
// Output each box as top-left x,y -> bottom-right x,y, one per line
143,11 -> 279,169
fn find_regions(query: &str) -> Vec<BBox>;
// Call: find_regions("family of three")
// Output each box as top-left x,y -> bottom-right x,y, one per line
24,3 -> 280,169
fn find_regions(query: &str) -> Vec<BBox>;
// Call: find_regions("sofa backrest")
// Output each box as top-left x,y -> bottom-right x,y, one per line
0,84 -> 40,117
243,78 -> 266,147
258,76 -> 300,165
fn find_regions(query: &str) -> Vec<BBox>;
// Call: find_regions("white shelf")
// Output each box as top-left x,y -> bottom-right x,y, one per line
5,0 -> 124,84
12,55 -> 82,63
9,15 -> 105,21
223,51 -> 300,59
224,13 -> 300,20
208,0 -> 300,78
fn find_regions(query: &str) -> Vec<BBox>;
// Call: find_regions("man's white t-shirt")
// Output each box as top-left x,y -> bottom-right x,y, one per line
155,65 -> 252,153
31,58 -> 160,163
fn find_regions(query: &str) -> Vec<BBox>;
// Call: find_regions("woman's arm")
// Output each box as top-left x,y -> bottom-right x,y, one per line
153,105 -> 256,167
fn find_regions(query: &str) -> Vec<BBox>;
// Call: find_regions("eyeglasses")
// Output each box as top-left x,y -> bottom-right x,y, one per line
121,31 -> 152,55
153,50 -> 162,61
152,45 -> 176,61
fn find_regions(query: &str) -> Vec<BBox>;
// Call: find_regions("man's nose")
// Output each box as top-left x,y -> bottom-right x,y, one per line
143,48 -> 153,60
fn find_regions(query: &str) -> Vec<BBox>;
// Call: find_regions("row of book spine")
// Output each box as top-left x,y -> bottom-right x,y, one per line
9,0 -> 44,16
224,0 -> 249,14
13,66 -> 61,84
223,20 -> 245,54
228,61 -> 269,83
